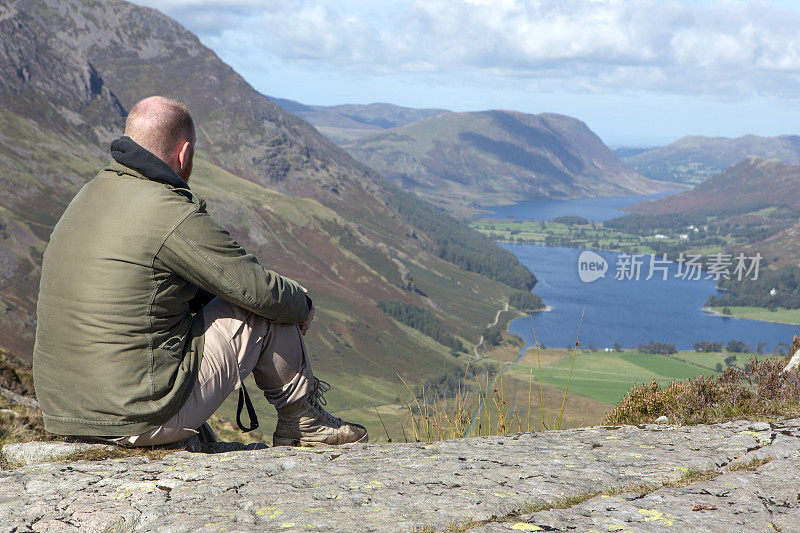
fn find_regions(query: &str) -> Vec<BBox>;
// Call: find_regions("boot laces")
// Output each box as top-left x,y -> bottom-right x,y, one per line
308,378 -> 343,425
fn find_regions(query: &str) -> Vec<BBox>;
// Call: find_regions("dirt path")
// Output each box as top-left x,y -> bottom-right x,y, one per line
472,302 -> 509,358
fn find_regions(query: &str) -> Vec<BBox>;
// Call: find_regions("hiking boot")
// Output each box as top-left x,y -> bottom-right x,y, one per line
273,378 -> 368,447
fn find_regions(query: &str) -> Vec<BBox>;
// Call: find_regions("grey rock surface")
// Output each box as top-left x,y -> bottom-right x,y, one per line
1,441 -> 114,467
472,456 -> 800,532
2,437 -> 269,468
0,387 -> 40,409
1,419 -> 799,532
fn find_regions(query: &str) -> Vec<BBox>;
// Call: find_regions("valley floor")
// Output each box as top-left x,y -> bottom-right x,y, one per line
470,218 -> 722,257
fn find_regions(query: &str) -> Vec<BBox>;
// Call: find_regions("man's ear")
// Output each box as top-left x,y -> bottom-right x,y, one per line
177,141 -> 193,180
178,141 -> 192,169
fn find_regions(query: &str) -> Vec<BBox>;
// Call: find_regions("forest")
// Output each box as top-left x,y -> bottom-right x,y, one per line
508,290 -> 544,312
384,183 -> 537,290
707,265 -> 800,309
378,300 -> 465,352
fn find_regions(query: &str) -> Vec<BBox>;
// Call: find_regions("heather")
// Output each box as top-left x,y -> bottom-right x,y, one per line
605,353 -> 800,425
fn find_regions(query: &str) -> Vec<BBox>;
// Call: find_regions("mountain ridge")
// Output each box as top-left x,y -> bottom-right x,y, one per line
629,156 -> 800,215
268,97 -> 450,145
621,134 -> 800,184
343,109 -> 668,211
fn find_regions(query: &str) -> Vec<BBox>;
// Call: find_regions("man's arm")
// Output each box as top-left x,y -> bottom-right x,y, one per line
156,208 -> 310,324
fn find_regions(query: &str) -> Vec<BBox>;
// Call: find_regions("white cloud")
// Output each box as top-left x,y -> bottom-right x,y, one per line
132,0 -> 800,98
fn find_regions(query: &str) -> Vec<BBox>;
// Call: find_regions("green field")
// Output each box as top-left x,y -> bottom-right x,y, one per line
469,219 -> 717,255
669,350 -> 774,370
505,348 -> 779,406
710,306 -> 800,326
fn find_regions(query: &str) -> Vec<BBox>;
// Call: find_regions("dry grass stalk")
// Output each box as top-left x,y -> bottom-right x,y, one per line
401,311 -> 589,441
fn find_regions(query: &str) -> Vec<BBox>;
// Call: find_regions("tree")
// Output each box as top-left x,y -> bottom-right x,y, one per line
508,291 -> 544,312
378,300 -> 465,351
726,340 -> 748,353
637,341 -> 677,355
483,326 -> 502,346
694,340 -> 723,352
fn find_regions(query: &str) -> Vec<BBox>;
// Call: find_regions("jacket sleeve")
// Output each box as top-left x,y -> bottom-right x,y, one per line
156,208 -> 311,324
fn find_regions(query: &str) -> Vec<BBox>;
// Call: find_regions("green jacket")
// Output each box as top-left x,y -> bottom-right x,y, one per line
33,140 -> 310,436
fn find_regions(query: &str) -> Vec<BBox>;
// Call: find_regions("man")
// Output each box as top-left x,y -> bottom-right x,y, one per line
32,96 -> 367,447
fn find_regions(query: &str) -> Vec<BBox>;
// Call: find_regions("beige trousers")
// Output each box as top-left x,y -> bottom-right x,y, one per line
117,297 -> 314,446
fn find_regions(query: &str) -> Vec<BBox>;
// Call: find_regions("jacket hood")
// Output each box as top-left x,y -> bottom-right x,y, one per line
110,136 -> 189,190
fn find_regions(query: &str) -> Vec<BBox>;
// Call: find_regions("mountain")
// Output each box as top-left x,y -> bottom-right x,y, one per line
343,110 -> 668,211
268,98 -> 450,145
630,157 -> 800,215
628,157 -> 800,265
0,0 -> 536,433
620,135 -> 800,184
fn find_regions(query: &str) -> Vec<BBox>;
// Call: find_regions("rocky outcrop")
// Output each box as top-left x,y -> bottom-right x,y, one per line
2,418 -> 799,532
0,2 -> 125,141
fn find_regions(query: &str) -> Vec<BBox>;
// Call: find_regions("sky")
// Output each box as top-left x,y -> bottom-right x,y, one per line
132,0 -> 800,146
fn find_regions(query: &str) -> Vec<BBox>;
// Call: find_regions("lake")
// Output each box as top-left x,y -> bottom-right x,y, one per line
489,196 -> 798,352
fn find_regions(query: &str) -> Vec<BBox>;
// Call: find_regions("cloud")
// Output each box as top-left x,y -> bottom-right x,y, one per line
132,0 -> 800,98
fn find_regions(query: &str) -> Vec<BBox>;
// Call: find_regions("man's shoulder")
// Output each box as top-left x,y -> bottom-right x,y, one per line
101,159 -> 142,178
91,160 -> 204,209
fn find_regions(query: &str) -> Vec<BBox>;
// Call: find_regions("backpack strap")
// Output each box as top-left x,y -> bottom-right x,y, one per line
236,384 -> 260,432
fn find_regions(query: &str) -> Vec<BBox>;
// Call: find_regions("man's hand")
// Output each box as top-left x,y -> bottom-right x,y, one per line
300,305 -> 314,336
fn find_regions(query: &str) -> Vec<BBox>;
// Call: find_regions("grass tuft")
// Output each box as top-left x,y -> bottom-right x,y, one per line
400,311 -> 588,441
399,363 -> 549,441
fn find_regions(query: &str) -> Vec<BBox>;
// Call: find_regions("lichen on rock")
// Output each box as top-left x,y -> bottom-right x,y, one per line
1,418 -> 798,531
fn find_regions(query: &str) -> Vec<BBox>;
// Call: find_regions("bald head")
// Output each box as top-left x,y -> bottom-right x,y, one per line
124,96 -> 195,180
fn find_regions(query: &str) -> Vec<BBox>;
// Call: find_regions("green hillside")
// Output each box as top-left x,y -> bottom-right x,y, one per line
0,0 -> 539,441
626,157 -> 800,267
344,110 -> 667,212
